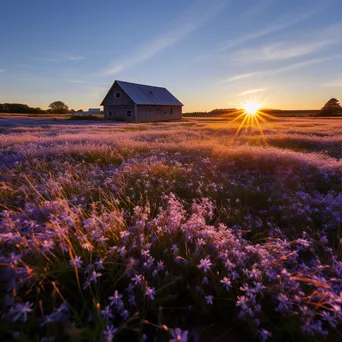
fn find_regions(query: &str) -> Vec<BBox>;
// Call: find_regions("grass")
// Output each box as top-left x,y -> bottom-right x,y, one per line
0,113 -> 71,117
69,114 -> 104,120
0,116 -> 342,342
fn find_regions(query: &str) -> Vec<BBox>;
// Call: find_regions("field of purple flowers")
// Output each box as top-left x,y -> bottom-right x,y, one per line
0,116 -> 342,342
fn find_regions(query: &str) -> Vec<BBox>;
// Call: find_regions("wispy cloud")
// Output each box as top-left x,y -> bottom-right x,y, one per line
218,7 -> 319,52
0,69 -> 5,72
322,77 -> 342,87
67,79 -> 91,84
231,22 -> 342,63
90,87 -> 108,97
268,54 -> 342,75
67,79 -> 109,85
36,54 -> 85,62
221,54 -> 342,83
234,40 -> 335,63
65,56 -> 84,61
102,0 -> 229,75
238,88 -> 266,96
220,72 -> 258,83
243,0 -> 274,18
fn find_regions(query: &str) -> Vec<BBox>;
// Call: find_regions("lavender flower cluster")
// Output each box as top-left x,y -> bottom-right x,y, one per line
0,117 -> 341,341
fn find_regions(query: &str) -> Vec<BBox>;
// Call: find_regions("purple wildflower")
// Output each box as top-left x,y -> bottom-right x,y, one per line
41,239 -> 55,251
220,276 -> 232,291
171,244 -> 179,256
145,286 -> 156,300
101,305 -> 114,320
120,309 -> 129,320
128,295 -> 136,307
69,256 -> 83,269
11,302 -> 33,322
258,329 -> 272,342
104,324 -> 118,342
169,328 -> 188,342
89,271 -> 101,283
108,290 -> 123,307
198,257 -> 212,273
157,260 -> 165,271
205,295 -> 213,305
95,258 -> 104,270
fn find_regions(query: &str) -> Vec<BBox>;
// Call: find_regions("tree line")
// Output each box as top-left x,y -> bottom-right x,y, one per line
0,101 -> 84,114
0,103 -> 48,114
184,98 -> 342,117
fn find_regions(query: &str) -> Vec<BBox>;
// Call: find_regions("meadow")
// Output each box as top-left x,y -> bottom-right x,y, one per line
0,115 -> 342,342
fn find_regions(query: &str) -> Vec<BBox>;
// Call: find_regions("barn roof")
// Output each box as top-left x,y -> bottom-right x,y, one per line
101,80 -> 183,106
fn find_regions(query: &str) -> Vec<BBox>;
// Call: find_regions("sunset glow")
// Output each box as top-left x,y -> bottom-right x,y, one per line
243,101 -> 261,116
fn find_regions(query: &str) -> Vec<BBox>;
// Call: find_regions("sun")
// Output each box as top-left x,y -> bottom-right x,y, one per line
243,101 -> 261,116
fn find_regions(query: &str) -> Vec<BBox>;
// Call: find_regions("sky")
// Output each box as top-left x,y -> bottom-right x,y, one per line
1,0 -> 342,112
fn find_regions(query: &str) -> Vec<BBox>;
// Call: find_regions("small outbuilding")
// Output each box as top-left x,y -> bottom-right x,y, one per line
88,108 -> 101,114
100,80 -> 183,122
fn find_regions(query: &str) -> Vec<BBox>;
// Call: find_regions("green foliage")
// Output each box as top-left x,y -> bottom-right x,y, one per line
49,101 -> 69,114
317,98 -> 342,117
322,98 -> 341,109
0,103 -> 48,114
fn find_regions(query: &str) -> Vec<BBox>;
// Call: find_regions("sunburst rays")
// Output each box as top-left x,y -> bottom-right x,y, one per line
207,107 -> 276,157
232,108 -> 273,142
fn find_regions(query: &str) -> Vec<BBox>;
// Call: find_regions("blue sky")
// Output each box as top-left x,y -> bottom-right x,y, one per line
1,0 -> 342,111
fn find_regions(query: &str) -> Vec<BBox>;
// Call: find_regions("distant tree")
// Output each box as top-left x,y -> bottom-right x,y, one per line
76,109 -> 83,113
49,101 -> 69,114
318,98 -> 341,116
322,98 -> 340,109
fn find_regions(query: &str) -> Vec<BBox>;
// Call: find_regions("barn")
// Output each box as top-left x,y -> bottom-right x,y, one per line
100,80 -> 183,122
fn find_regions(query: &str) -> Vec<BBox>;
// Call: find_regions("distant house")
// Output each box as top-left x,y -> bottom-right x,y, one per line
88,108 -> 101,114
70,108 -> 101,115
100,80 -> 183,122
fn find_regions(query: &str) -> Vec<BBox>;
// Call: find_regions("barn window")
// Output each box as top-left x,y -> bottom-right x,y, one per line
108,110 -> 112,117
164,108 -> 169,115
126,110 -> 132,117
169,108 -> 174,114
115,92 -> 121,98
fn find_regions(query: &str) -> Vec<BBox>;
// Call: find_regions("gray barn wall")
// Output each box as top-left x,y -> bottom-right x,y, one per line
104,105 -> 136,122
103,84 -> 136,121
136,105 -> 182,122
